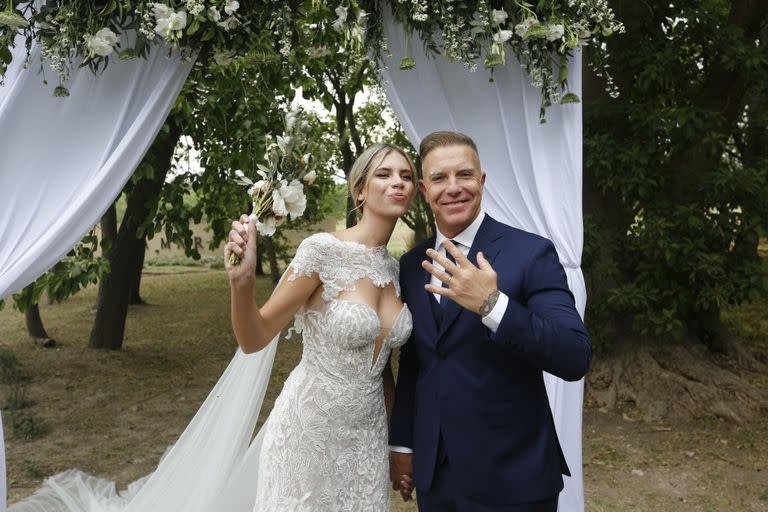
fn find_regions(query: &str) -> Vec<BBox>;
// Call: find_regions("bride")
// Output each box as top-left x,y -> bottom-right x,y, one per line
10,143 -> 417,512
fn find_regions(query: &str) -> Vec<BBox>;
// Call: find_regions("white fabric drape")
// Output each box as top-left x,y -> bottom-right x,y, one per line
0,41 -> 194,300
0,35 -> 192,511
9,344 -> 278,512
379,14 -> 586,512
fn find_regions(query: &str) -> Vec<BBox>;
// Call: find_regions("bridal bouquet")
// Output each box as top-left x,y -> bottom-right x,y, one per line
228,106 -> 317,266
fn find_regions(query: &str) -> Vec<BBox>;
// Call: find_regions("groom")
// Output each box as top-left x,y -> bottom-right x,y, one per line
389,131 -> 592,511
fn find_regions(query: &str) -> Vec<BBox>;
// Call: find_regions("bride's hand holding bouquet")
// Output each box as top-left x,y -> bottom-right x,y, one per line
224,213 -> 259,285
224,106 -> 318,279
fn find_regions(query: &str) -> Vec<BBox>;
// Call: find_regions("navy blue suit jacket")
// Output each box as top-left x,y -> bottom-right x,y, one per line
390,215 -> 592,505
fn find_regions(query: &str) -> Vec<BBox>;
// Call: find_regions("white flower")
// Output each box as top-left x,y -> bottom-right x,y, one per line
491,9 -> 507,27
155,9 -> 187,38
332,5 -> 347,33
248,180 -> 268,197
546,23 -> 564,41
184,0 -> 204,16
285,112 -> 298,131
208,6 -> 221,22
272,180 -> 307,219
514,16 -> 537,38
213,49 -> 235,66
255,216 -> 277,236
302,170 -> 316,185
152,3 -> 174,20
87,28 -> 118,57
224,0 -> 240,15
217,16 -> 239,31
168,11 -> 187,31
493,30 -> 513,44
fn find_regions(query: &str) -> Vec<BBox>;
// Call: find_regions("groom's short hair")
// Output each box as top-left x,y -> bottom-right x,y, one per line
419,131 -> 479,162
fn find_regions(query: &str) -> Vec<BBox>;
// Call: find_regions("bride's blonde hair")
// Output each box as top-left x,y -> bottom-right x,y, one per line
348,143 -> 416,220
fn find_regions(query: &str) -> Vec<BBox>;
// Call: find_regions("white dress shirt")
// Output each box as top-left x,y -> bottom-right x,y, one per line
431,211 -> 509,332
390,212 -> 509,454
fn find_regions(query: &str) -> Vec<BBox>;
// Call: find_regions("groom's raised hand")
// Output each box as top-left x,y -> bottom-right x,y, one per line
423,240 -> 500,315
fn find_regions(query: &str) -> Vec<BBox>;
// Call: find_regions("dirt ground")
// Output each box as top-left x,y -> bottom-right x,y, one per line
1,271 -> 766,511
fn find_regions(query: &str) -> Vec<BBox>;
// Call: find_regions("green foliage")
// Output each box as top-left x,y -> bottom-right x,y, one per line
11,229 -> 109,314
583,1 -> 768,347
9,412 -> 48,441
0,348 -> 31,411
23,459 -> 44,479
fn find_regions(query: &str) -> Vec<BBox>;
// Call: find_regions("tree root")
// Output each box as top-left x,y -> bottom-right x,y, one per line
587,341 -> 768,424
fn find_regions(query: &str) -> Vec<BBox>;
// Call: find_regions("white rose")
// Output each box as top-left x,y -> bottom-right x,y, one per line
302,170 -> 316,185
491,9 -> 508,27
284,180 -> 307,218
224,0 -> 240,15
546,23 -> 564,41
208,6 -> 221,22
255,216 -> 277,237
95,28 -> 118,46
87,28 -> 118,57
272,180 -> 306,219
493,30 -> 513,44
271,185 -> 289,217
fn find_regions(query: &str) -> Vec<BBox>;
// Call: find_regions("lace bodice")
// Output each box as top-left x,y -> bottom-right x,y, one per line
254,233 -> 413,511
288,232 -> 401,301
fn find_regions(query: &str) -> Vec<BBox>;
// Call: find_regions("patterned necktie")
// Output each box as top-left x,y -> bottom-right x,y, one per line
440,240 -> 458,306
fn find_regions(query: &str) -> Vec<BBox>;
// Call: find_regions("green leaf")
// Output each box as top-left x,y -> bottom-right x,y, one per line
201,28 -> 216,42
99,0 -> 118,16
0,46 -> 12,65
559,92 -> 580,104
187,20 -> 201,36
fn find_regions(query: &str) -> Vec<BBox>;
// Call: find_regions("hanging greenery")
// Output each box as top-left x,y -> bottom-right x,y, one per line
0,1 -> 622,116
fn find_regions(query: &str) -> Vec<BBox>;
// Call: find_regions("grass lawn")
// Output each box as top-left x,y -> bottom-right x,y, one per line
1,264 -> 766,511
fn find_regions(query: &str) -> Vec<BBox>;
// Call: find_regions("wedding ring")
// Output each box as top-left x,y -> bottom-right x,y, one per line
447,275 -> 453,284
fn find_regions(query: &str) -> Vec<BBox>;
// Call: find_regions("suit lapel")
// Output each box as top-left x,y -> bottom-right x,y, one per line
437,216 -> 504,342
407,237 -> 439,343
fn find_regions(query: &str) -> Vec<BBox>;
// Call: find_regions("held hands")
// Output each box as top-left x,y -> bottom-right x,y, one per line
423,240 -> 499,315
389,452 -> 414,502
224,214 -> 258,284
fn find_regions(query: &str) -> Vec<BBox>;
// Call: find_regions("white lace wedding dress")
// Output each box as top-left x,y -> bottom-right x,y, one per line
10,233 -> 412,512
255,233 -> 412,510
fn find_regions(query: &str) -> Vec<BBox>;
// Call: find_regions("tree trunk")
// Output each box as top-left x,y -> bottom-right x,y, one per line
128,241 -> 147,305
346,195 -> 357,228
264,237 -> 280,285
89,119 -> 182,350
255,239 -> 264,276
25,303 -> 48,339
